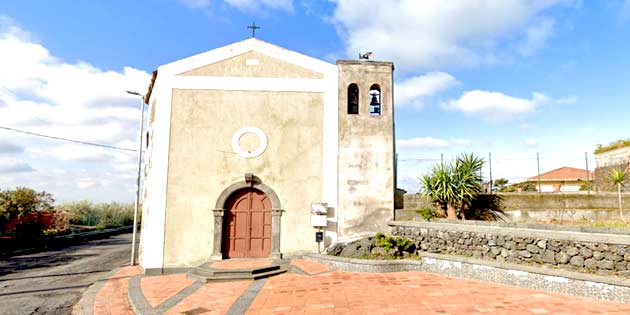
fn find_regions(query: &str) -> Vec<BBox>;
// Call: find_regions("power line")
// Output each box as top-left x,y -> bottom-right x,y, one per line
0,125 -> 138,152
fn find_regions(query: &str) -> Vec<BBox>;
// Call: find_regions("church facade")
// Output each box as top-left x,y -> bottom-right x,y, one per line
139,38 -> 396,273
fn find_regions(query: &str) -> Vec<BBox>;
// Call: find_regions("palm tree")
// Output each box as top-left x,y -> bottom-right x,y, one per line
420,163 -> 457,219
420,153 -> 485,220
453,153 -> 484,220
607,168 -> 629,221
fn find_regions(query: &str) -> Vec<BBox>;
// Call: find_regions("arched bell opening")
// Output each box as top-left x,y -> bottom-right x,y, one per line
369,84 -> 381,116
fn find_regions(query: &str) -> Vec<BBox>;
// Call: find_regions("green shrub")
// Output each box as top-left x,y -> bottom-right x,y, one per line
375,232 -> 414,252
57,201 -> 134,228
0,187 -> 54,236
95,202 -> 134,228
579,182 -> 593,191
416,207 -> 437,221
61,200 -> 100,226
43,228 -> 61,236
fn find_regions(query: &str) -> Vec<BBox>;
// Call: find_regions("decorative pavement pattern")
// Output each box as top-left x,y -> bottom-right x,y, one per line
84,258 -> 630,315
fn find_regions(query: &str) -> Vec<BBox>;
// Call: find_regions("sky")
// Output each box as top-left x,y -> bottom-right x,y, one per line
1,0 -> 630,202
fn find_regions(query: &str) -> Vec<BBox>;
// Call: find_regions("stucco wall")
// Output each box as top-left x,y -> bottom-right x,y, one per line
179,51 -> 324,79
163,89 -> 324,267
336,60 -> 395,238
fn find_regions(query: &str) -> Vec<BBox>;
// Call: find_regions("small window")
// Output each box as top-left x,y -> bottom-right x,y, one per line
347,83 -> 359,114
369,84 -> 381,115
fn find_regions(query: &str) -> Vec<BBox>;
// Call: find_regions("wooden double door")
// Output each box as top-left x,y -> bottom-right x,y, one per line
223,188 -> 272,258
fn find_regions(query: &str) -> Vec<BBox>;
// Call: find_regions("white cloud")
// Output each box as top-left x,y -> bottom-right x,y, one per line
397,137 -> 470,150
77,177 -> 98,189
525,138 -> 539,147
518,18 -> 555,56
226,0 -> 293,12
0,157 -> 34,173
332,0 -> 575,70
178,0 -> 293,13
0,18 -> 149,202
0,140 -> 23,154
443,90 -> 575,121
395,72 -> 458,108
179,0 -> 212,9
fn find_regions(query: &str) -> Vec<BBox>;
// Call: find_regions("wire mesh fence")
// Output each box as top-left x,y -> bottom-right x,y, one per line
397,151 -> 630,194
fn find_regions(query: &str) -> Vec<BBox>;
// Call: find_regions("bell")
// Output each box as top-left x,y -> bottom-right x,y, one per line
349,93 -> 358,105
370,93 -> 379,105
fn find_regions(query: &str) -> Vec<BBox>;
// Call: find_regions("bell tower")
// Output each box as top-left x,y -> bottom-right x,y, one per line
336,58 -> 395,238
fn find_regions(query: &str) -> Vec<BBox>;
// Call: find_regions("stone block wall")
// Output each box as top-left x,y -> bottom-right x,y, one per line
390,221 -> 630,276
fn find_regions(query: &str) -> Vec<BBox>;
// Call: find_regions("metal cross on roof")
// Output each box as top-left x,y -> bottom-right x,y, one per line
247,22 -> 260,38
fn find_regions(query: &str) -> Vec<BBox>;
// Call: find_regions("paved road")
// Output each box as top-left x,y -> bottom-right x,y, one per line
0,233 -> 132,315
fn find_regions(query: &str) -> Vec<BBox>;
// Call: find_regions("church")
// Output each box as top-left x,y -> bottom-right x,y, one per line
138,37 -> 396,274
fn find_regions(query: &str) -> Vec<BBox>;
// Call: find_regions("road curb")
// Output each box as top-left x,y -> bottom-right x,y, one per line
72,266 -> 123,315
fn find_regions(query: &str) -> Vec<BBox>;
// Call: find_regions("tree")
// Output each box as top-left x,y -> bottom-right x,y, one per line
420,162 -> 457,219
607,168 -> 628,221
0,187 -> 54,235
420,153 -> 485,220
493,178 -> 509,191
452,153 -> 484,220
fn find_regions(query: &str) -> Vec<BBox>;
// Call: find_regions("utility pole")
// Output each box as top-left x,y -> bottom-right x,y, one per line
536,152 -> 541,194
488,152 -> 493,194
585,152 -> 590,194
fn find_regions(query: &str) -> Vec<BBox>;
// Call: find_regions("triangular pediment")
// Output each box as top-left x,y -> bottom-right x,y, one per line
158,38 -> 335,79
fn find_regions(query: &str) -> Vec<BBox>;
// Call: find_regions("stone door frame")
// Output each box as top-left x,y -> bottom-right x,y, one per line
212,177 -> 283,260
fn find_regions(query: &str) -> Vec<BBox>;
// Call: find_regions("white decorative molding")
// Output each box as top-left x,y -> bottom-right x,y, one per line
231,126 -> 268,158
158,38 -> 336,77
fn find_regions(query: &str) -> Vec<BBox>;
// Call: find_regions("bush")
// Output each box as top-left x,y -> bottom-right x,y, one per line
416,207 -> 437,221
0,187 -> 54,235
465,194 -> 506,221
375,232 -> 414,252
579,182 -> 594,191
57,201 -> 134,228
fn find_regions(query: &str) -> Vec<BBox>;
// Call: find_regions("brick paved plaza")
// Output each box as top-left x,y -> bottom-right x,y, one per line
86,258 -> 630,315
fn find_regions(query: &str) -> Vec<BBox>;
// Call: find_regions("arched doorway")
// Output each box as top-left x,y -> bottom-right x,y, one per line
223,188 -> 272,258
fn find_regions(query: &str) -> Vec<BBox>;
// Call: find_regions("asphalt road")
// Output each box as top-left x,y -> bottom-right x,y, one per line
0,233 -> 132,315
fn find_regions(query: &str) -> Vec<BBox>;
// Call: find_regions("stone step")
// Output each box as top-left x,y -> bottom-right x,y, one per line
193,264 -> 281,277
187,265 -> 288,283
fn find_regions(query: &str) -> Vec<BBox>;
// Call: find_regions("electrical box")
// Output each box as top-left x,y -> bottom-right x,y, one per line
310,215 -> 327,227
315,231 -> 324,243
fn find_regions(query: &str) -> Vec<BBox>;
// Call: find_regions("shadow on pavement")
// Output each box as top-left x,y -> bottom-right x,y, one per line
0,235 -> 131,277
0,269 -> 113,281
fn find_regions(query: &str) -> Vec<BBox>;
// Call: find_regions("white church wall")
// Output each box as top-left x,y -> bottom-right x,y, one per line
162,89 -> 326,267
139,81 -> 171,271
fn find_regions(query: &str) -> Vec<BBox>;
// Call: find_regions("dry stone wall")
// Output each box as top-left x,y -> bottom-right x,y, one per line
390,221 -> 630,276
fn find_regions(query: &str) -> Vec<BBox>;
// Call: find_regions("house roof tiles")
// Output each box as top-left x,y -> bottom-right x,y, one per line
527,166 -> 592,181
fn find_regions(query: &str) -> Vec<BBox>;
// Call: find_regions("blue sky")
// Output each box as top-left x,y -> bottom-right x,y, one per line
1,0 -> 629,201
